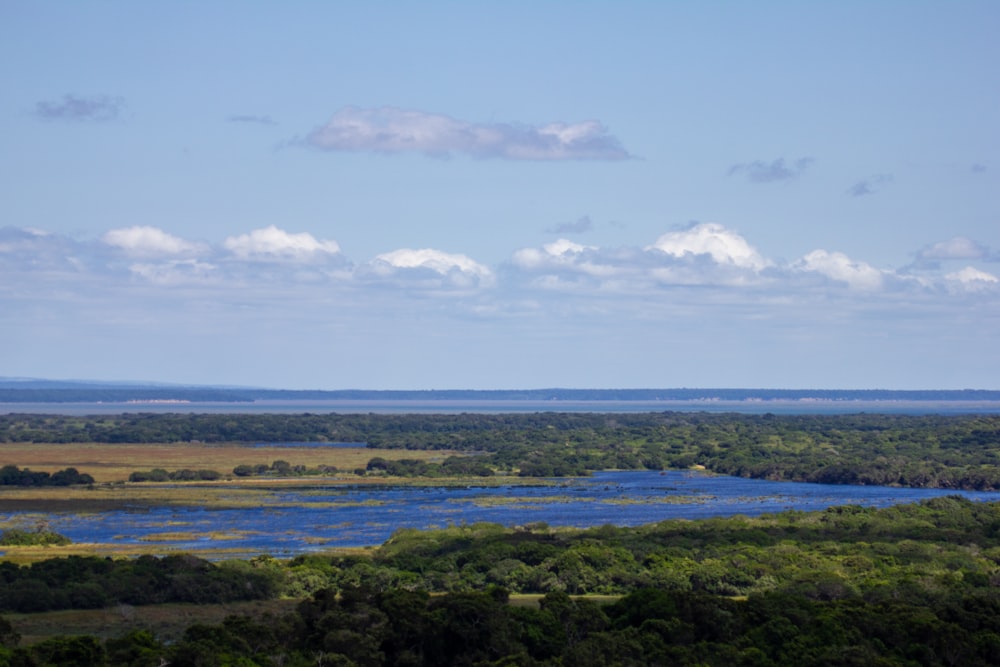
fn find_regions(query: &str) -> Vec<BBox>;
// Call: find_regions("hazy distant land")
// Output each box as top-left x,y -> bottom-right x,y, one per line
1,378 -> 999,405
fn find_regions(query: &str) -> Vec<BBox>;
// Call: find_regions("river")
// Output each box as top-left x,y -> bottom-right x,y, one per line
11,470 -> 1000,559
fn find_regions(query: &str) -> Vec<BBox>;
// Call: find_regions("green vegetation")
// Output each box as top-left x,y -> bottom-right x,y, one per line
3,411 -> 1000,663
128,468 -> 222,482
0,465 -> 93,487
3,412 -> 1000,488
5,497 -> 1000,664
0,526 -> 70,547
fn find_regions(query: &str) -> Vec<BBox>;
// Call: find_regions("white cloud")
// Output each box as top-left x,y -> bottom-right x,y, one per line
367,248 -> 494,288
646,223 -> 771,271
374,248 -> 491,275
919,236 -> 988,261
103,226 -> 206,258
794,250 -> 884,290
304,106 -> 630,161
945,266 -> 999,291
223,225 -> 341,262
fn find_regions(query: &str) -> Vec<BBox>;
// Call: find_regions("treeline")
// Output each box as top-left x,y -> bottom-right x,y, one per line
3,412 -> 1000,489
6,497 -> 1000,664
128,468 -> 222,482
0,465 -> 93,487
9,586 -> 1000,666
0,554 -> 280,613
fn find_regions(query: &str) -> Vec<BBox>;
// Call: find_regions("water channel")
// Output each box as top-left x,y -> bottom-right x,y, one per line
11,470 -> 1000,559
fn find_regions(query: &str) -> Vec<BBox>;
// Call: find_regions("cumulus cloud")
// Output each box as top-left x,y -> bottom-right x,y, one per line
103,226 -> 207,258
728,157 -> 813,183
303,106 -> 631,161
35,94 -> 125,122
9,223 -> 1000,312
546,216 -> 594,235
510,240 -> 618,280
847,174 -> 893,197
646,223 -> 771,271
512,224 -> 779,290
223,225 -> 341,262
366,248 -> 494,287
794,250 -> 884,290
945,266 -> 999,290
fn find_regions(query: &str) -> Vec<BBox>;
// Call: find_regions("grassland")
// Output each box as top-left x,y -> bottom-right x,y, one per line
0,442 -> 456,484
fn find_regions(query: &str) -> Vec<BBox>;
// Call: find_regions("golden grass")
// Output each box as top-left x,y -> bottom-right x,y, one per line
0,442 -> 455,483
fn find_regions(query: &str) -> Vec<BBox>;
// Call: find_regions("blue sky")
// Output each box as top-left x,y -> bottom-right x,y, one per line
1,1 -> 998,390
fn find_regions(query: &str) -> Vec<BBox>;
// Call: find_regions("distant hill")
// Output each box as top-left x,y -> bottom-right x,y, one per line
0,378 -> 998,403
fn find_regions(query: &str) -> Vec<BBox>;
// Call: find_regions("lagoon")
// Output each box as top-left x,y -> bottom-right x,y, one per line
10,471 -> 1000,559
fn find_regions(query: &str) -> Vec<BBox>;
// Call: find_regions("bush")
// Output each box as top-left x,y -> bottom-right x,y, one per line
0,527 -> 71,546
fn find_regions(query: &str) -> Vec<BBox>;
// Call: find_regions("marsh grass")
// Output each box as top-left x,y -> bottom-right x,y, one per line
466,495 -> 595,507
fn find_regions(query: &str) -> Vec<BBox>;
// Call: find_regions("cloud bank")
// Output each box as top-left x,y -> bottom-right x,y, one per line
3,224 -> 996,303
304,107 -> 631,161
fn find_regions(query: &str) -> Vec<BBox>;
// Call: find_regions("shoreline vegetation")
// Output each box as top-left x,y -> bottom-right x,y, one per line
2,411 -> 1000,489
2,411 -> 1000,663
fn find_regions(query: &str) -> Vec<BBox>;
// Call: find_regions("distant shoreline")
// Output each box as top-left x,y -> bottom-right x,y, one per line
4,397 -> 1000,416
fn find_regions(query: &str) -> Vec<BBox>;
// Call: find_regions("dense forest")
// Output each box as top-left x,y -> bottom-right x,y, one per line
4,496 -> 1000,664
3,412 -> 1000,489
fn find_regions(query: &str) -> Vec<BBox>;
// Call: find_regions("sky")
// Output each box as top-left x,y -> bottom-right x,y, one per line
1,1 -> 998,390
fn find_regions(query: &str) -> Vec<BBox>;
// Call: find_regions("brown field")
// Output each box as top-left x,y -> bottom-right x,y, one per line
0,442 -> 456,483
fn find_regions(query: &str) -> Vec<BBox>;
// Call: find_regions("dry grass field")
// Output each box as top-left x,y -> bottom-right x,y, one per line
0,442 -> 453,483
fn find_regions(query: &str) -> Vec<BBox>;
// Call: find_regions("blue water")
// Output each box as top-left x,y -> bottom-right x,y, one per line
9,471 -> 1000,559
